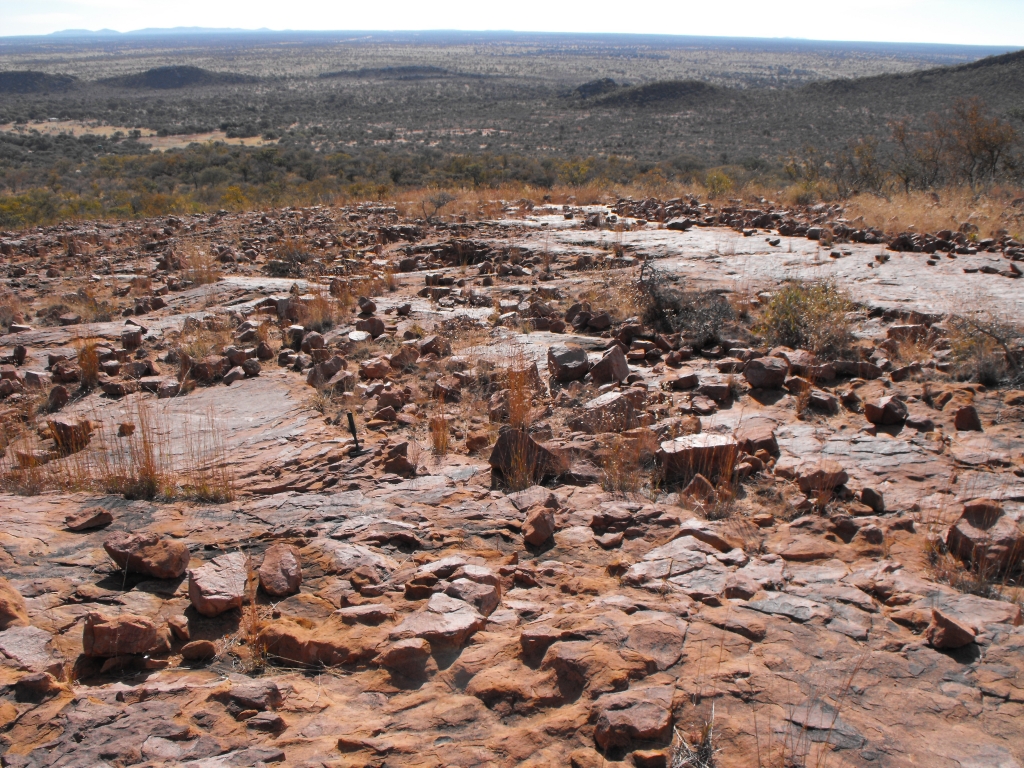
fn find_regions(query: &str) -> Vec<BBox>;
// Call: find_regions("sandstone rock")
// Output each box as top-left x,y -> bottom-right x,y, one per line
181,640 -> 217,661
47,385 -> 70,411
954,404 -> 983,431
925,609 -> 976,649
188,552 -> 248,617
658,433 -> 737,483
0,626 -> 62,676
65,506 -> 112,531
797,460 -> 849,494
376,637 -> 431,675
946,499 -> 1023,571
445,578 -> 501,616
864,395 -> 908,425
223,365 -> 245,385
259,616 -> 386,667
355,316 -> 386,337
337,604 -> 396,625
104,532 -> 190,579
743,356 -> 788,389
418,335 -> 452,357
667,369 -> 699,390
48,417 -> 93,454
359,357 -> 391,380
523,506 -> 556,547
259,543 -> 302,597
700,606 -> 766,641
590,345 -> 629,385
0,578 -> 29,630
83,613 -> 171,658
734,420 -> 779,456
547,343 -> 590,382
390,593 -> 486,647
567,390 -> 639,434
593,686 -> 673,750
488,427 -> 567,484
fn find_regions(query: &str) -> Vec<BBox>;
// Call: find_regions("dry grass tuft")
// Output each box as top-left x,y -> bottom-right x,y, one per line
755,280 -> 853,358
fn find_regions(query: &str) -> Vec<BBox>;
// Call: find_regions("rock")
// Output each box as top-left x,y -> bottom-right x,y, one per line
657,433 -> 737,483
355,316 -> 386,337
14,672 -> 61,702
259,616 -> 386,667
925,609 -> 976,649
566,390 -> 639,434
743,356 -> 789,389
48,417 -> 93,454
797,460 -> 849,494
667,369 -> 699,390
700,606 -> 766,641
445,578 -> 501,616
82,612 -> 171,657
103,532 -> 191,579
0,626 -> 62,676
946,499 -> 1024,571
418,335 -> 452,357
376,637 -> 431,675
466,431 -> 490,452
864,395 -> 908,425
590,345 -> 629,385
389,593 -> 486,647
188,552 -> 248,617
259,543 -> 302,597
488,427 -> 567,484
358,296 -> 377,314
593,686 -> 673,750
223,365 -> 246,385
65,506 -> 112,531
359,357 -> 391,380
547,343 -> 590,382
523,506 -> 556,546
247,711 -> 286,732
954,404 -> 983,431
181,639 -> 217,661
47,385 -> 70,411
337,604 -> 396,625
734,420 -> 779,456
242,358 -> 261,377
0,578 -> 29,630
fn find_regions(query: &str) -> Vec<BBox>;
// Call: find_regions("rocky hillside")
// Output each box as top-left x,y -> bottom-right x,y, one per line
0,198 -> 1021,767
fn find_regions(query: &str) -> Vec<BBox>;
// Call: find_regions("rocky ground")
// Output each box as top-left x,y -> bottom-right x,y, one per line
0,197 -> 1021,768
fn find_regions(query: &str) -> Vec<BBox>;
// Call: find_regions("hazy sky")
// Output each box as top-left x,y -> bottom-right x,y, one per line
2,0 -> 1023,46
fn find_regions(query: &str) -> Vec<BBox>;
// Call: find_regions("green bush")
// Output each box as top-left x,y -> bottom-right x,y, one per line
756,280 -> 854,358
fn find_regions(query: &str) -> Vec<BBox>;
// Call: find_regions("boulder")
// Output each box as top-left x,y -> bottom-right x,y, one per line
82,613 -> 171,658
954,405 -> 983,431
359,357 -> 391,380
566,391 -> 639,434
355,317 -> 386,338
376,638 -> 431,676
657,433 -> 737,484
864,396 -> 908,425
734,420 -> 779,456
590,345 -> 629,385
488,427 -> 567,484
181,639 -> 217,661
523,506 -> 556,547
259,543 -> 302,597
65,507 -> 113,532
547,344 -> 590,382
389,593 -> 486,647
47,417 -> 93,454
259,616 -> 386,667
188,552 -> 248,617
47,385 -> 70,412
925,609 -> 976,649
593,686 -> 673,750
103,532 -> 190,579
0,578 -> 29,630
445,578 -> 501,616
797,460 -> 849,494
743,357 -> 789,389
946,499 -> 1024,571
418,335 -> 451,357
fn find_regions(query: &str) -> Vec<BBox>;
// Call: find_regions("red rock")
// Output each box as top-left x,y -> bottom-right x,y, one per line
547,343 -> 590,382
796,460 -> 849,493
589,345 -> 629,385
103,532 -> 190,579
359,357 -> 391,380
566,390 -> 639,434
260,616 -> 387,667
65,507 -> 113,531
82,613 -> 171,657
734,420 -> 779,456
375,637 -> 431,675
743,356 -> 789,389
259,543 -> 302,597
389,593 -> 486,647
954,404 -> 983,431
0,578 -> 29,630
946,499 -> 1023,571
181,639 -> 217,661
488,427 -> 567,485
593,686 -> 673,750
864,395 -> 908,425
657,433 -> 737,483
925,609 -> 976,649
523,506 -> 556,546
188,552 -> 248,617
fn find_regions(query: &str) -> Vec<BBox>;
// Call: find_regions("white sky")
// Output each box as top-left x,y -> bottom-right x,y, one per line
1,0 -> 1023,46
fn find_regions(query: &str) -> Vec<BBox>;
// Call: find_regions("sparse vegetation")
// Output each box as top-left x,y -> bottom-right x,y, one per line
755,280 -> 854,358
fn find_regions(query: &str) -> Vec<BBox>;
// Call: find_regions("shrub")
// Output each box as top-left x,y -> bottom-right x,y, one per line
755,280 -> 853,358
947,314 -> 1022,387
637,264 -> 734,349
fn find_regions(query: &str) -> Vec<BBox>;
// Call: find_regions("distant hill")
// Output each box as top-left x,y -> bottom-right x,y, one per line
593,80 -> 719,107
97,66 -> 258,89
0,70 -> 78,93
319,66 -> 451,80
